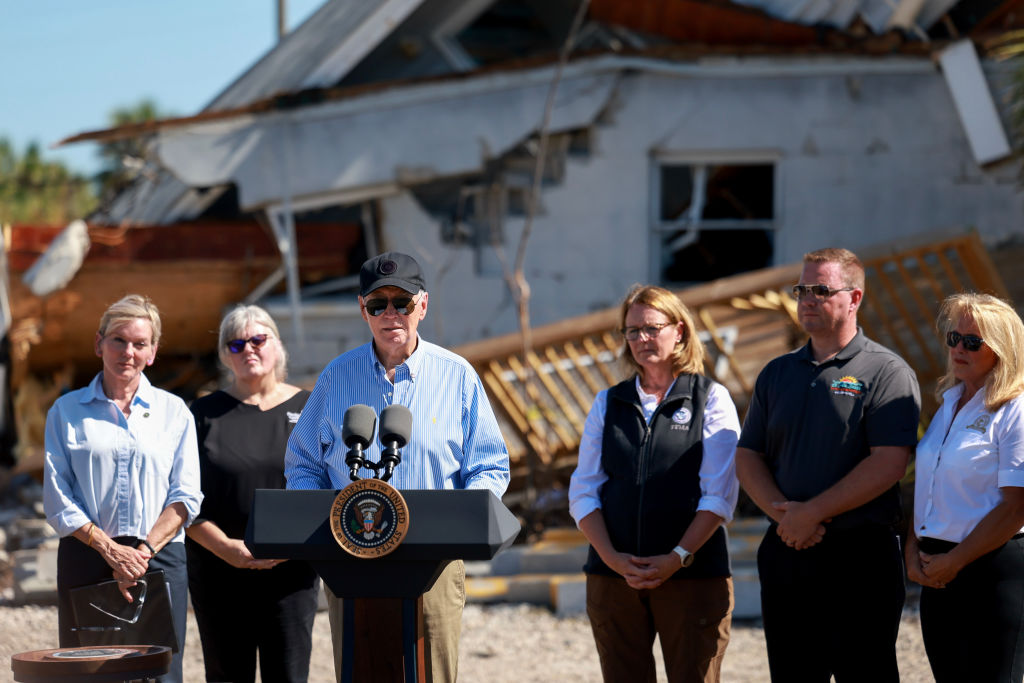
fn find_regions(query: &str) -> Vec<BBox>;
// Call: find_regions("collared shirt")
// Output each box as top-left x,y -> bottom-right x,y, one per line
43,373 -> 203,541
738,329 -> 920,528
285,337 -> 510,497
915,384 -> 1024,543
568,377 -> 740,524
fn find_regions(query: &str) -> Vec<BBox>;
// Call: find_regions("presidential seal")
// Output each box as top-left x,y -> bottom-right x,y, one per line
330,478 -> 410,558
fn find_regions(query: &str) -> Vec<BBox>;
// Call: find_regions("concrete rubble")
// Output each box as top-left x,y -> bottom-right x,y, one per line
0,473 -> 59,605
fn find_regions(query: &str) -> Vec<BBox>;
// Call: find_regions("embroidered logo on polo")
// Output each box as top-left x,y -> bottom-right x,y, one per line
286,411 -> 301,424
966,415 -> 991,434
830,376 -> 865,397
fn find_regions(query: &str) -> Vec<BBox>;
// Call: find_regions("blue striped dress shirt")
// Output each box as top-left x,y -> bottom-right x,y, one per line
285,337 -> 510,498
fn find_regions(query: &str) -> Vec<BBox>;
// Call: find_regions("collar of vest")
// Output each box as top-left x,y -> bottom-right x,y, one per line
608,373 -> 699,406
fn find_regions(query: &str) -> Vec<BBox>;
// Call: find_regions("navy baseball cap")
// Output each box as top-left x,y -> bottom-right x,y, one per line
359,252 -> 426,296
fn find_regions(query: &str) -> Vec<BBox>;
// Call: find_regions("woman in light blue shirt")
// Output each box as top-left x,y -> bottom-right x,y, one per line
43,294 -> 202,683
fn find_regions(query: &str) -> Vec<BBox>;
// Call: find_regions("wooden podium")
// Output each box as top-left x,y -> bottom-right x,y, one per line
246,488 -> 520,682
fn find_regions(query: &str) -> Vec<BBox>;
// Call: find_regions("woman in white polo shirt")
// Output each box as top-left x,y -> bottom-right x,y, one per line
906,293 -> 1024,683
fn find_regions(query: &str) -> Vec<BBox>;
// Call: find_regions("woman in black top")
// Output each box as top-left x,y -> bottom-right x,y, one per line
186,305 -> 318,683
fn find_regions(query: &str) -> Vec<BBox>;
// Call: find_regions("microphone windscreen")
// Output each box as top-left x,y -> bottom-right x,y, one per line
379,404 -> 412,448
342,404 -> 377,448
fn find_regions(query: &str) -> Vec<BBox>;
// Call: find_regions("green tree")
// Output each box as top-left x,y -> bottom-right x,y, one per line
0,138 -> 96,225
96,98 -> 174,200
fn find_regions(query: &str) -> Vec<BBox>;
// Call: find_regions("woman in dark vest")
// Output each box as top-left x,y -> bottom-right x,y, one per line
569,284 -> 740,683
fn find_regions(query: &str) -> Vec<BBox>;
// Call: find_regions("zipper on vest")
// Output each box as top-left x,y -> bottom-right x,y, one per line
635,405 -> 652,547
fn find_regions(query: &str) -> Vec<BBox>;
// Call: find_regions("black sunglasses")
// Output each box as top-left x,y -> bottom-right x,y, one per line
791,284 -> 856,300
946,331 -> 985,352
364,295 -> 418,317
226,334 -> 269,354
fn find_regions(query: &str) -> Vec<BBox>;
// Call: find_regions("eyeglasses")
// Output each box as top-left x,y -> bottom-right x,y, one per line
946,331 -> 985,352
364,295 -> 418,317
791,284 -> 856,300
621,322 -> 674,341
89,577 -> 148,625
226,334 -> 269,354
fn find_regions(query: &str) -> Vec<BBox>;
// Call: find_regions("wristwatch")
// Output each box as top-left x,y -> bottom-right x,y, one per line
672,545 -> 695,568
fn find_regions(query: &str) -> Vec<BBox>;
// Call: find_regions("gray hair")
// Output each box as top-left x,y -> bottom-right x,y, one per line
217,304 -> 287,381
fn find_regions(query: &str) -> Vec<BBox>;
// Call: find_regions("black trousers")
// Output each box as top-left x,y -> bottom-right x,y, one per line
188,544 -> 319,683
57,536 -> 188,683
757,524 -> 905,683
919,535 -> 1024,683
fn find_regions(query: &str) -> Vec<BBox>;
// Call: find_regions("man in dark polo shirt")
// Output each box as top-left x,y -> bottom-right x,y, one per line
736,247 -> 920,682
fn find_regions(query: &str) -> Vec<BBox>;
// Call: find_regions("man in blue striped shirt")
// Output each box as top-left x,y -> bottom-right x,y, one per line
285,251 -> 510,682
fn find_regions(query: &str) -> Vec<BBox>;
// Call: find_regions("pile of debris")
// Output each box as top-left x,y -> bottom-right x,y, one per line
0,472 -> 59,604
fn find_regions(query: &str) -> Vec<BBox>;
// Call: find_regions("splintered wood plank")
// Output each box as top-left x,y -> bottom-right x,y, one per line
860,279 -> 915,362
582,337 -> 618,386
506,355 -> 575,454
526,351 -> 581,440
935,249 -> 965,292
873,267 -> 940,373
914,253 -> 947,304
957,232 -> 1010,297
698,308 -> 753,394
563,342 -> 605,395
543,347 -> 592,420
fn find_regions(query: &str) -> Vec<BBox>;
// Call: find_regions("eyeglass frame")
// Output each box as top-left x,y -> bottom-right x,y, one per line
946,330 -> 985,352
620,321 -> 675,342
87,577 -> 148,625
226,334 -> 269,354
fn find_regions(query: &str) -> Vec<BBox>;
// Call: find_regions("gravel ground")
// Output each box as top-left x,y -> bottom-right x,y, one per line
1,600 -> 934,682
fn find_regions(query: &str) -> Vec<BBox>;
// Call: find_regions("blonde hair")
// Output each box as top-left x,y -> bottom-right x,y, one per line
218,304 -> 287,381
619,284 -> 705,379
936,293 -> 1024,412
98,294 -> 161,346
804,247 -> 865,291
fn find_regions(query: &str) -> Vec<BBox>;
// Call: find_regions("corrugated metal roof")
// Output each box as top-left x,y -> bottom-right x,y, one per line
730,0 -> 959,34
206,0 -> 426,112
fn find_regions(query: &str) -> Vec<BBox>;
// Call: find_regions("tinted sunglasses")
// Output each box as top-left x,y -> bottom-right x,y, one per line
364,295 -> 418,317
791,284 -> 856,300
946,331 -> 985,352
226,334 -> 269,354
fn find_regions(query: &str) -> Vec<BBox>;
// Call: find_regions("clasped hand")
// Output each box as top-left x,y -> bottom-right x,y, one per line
909,551 -> 958,589
608,552 -> 680,590
773,501 -> 829,550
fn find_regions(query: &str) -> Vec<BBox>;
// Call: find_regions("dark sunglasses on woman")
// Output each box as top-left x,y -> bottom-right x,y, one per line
946,331 -> 984,352
226,334 -> 269,354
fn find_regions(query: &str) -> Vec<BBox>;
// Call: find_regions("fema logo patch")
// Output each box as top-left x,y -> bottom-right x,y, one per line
330,479 -> 409,558
672,408 -> 692,425
830,376 -> 865,397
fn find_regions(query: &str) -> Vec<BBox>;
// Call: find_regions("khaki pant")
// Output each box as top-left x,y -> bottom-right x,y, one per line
326,560 -> 465,683
586,574 -> 733,683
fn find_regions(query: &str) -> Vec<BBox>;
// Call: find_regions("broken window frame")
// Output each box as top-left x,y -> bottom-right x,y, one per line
649,150 -> 781,285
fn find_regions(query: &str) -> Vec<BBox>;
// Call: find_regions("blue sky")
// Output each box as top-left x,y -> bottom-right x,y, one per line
1,1 -> 323,175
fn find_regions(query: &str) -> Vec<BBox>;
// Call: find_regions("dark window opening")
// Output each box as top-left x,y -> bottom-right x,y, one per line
456,0 -> 572,66
657,162 -> 775,284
